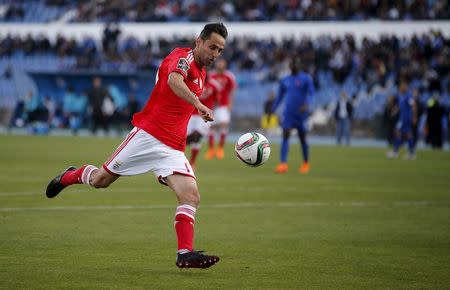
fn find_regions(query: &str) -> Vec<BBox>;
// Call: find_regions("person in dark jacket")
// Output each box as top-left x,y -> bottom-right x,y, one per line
426,93 -> 446,149
334,91 -> 353,146
87,77 -> 112,134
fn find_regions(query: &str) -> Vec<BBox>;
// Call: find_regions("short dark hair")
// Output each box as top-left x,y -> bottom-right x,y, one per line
290,56 -> 302,74
199,22 -> 228,40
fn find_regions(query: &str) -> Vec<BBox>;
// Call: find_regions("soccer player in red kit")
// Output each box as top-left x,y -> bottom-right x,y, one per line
206,59 -> 237,160
186,75 -> 221,169
45,23 -> 228,269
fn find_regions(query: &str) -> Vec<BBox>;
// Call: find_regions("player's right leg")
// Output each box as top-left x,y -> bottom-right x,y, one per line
214,107 -> 231,160
387,128 -> 402,159
275,128 -> 291,173
298,130 -> 310,174
166,174 -> 220,269
404,130 -> 416,160
205,126 -> 216,160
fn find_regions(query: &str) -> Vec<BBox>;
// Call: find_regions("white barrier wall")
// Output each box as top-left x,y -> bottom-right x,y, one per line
0,21 -> 449,43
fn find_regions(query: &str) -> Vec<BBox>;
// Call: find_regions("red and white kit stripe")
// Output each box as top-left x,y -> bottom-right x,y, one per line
175,204 -> 197,221
80,165 -> 98,185
104,128 -> 141,169
186,50 -> 194,64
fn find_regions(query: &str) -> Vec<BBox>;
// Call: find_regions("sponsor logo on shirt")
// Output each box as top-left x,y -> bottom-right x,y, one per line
177,58 -> 190,74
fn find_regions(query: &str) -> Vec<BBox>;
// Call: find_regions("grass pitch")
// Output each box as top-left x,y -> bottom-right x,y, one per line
0,135 -> 449,289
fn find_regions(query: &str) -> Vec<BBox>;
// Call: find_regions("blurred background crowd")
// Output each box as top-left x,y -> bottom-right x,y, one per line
1,0 -> 449,22
0,0 -> 449,149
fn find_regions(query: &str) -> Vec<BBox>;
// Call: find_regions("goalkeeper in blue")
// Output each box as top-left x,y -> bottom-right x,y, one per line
272,57 -> 314,174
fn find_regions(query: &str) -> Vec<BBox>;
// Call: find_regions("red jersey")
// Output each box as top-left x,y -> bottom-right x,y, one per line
209,70 -> 237,106
192,77 -> 221,116
132,48 -> 206,151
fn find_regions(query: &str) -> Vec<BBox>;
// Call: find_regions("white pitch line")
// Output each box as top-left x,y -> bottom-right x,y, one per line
0,188 -> 151,196
0,186 -> 304,197
0,201 -> 443,212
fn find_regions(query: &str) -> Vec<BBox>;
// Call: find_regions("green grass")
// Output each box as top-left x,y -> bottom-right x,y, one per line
0,135 -> 449,289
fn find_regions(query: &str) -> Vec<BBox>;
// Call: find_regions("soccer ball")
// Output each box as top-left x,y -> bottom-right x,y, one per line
235,132 -> 271,167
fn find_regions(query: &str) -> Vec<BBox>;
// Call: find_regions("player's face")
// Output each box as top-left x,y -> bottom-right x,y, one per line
399,82 -> 407,93
196,33 -> 225,67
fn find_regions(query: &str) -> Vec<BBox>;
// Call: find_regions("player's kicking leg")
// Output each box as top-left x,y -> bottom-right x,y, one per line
166,174 -> 219,269
46,166 -> 118,198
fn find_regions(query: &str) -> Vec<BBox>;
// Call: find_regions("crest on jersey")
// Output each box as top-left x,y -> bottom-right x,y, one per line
113,160 -> 123,170
177,58 -> 190,73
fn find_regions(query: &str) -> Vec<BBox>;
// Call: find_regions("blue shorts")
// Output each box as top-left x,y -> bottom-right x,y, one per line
396,120 -> 412,134
281,115 -> 309,133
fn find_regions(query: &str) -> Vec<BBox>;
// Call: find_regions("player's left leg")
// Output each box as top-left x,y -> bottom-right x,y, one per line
387,128 -> 402,159
297,125 -> 310,174
166,174 -> 219,269
205,126 -> 216,160
343,118 -> 351,146
215,107 -> 231,160
336,119 -> 343,145
405,130 -> 416,160
216,122 -> 228,160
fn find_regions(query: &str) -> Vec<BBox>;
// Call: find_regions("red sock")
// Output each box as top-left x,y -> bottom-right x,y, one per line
208,134 -> 214,149
60,165 -> 87,186
219,132 -> 226,148
175,205 -> 196,253
60,164 -> 98,186
190,148 -> 199,164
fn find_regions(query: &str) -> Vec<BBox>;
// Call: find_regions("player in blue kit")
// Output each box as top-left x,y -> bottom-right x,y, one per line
272,57 -> 314,174
387,79 -> 417,159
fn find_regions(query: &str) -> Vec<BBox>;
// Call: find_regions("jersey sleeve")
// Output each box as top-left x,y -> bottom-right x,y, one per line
167,51 -> 191,79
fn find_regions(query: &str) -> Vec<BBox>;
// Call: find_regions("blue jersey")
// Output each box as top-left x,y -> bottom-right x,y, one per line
272,71 -> 314,120
397,91 -> 414,124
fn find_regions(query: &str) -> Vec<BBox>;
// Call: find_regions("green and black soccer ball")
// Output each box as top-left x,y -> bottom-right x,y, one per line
235,132 -> 271,167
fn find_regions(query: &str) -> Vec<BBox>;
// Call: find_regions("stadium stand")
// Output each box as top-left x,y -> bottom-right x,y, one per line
0,3 -> 449,137
0,0 -> 448,23
1,29 -> 448,124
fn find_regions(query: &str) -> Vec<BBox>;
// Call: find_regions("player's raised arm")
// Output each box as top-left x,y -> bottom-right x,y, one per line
168,71 -> 214,121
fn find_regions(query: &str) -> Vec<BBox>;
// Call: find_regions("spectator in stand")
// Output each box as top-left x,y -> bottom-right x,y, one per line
411,88 -> 425,146
260,91 -> 279,136
334,91 -> 353,146
426,93 -> 446,149
123,93 -> 140,126
87,77 -> 112,135
63,86 -> 88,135
102,22 -> 121,55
